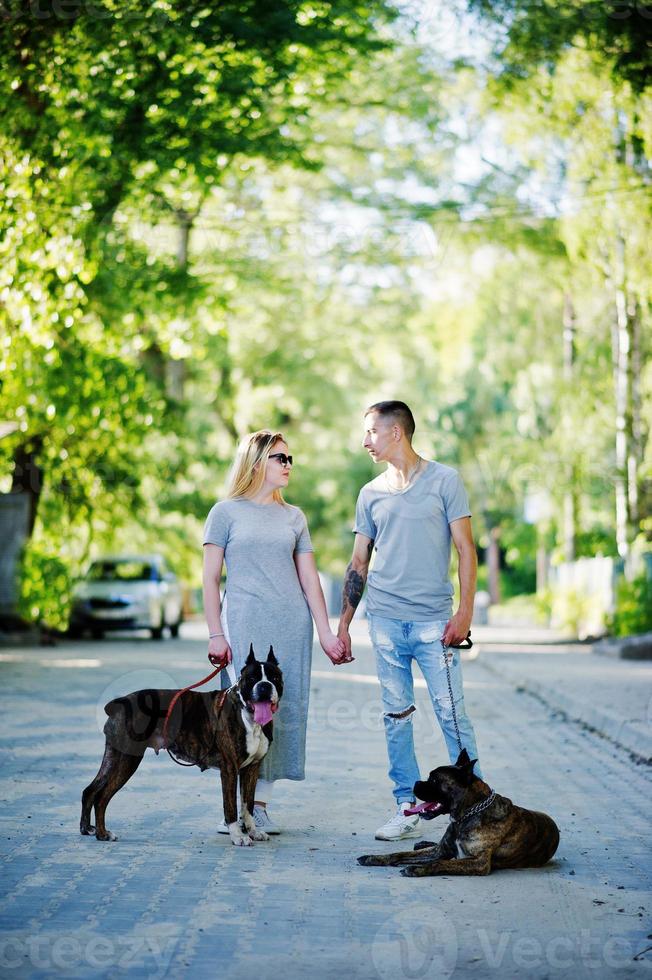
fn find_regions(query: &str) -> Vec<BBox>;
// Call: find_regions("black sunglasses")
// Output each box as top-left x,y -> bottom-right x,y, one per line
268,452 -> 293,467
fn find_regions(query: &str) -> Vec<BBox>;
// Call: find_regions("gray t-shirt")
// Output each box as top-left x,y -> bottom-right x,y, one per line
353,461 -> 471,621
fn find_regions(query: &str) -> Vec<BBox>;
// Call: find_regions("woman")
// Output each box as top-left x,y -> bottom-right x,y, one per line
203,429 -> 349,833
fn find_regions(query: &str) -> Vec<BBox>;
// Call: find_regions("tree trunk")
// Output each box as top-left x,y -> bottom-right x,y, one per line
611,234 -> 638,558
10,437 -> 44,538
487,527 -> 501,605
562,293 -> 577,562
536,536 -> 549,594
627,296 -> 642,524
164,210 -> 194,402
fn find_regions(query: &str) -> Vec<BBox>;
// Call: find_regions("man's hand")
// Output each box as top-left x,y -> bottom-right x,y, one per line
320,631 -> 353,665
442,611 -> 472,648
337,623 -> 355,663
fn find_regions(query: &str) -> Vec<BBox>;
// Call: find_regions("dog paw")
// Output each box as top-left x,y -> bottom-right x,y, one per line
413,840 -> 434,851
358,854 -> 384,866
400,866 -> 420,877
96,830 -> 118,842
230,834 -> 254,847
80,825 -> 95,836
248,829 -> 269,842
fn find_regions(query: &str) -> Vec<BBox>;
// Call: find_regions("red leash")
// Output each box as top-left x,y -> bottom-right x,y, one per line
163,662 -> 228,763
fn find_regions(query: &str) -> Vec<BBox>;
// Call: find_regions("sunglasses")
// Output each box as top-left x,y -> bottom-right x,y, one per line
268,452 -> 293,467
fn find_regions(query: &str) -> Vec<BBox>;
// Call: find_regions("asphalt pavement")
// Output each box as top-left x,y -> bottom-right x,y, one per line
0,618 -> 650,979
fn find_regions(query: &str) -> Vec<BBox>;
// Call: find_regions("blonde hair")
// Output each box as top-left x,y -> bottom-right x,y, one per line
225,429 -> 288,504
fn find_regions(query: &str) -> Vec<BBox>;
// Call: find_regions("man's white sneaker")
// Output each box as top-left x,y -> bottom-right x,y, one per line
253,805 -> 280,834
375,805 -> 422,841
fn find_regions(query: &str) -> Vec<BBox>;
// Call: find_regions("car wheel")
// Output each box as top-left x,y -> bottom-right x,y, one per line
151,622 -> 164,640
169,618 -> 182,638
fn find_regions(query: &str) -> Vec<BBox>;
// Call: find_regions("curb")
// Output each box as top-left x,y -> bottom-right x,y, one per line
478,657 -> 652,765
592,632 -> 652,660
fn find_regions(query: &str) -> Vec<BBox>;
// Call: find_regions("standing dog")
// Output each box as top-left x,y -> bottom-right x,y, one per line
81,646 -> 283,847
358,749 -> 559,876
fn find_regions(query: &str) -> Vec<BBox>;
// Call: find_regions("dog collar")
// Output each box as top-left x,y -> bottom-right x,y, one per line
225,682 -> 248,710
452,790 -> 496,827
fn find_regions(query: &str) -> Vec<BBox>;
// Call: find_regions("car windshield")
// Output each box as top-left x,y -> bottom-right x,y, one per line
88,561 -> 158,582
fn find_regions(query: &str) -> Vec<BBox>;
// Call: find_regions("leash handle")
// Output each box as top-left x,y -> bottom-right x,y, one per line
448,631 -> 472,650
163,663 -> 225,750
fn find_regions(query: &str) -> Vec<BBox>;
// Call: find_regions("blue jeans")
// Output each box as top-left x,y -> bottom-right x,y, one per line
368,615 -> 482,804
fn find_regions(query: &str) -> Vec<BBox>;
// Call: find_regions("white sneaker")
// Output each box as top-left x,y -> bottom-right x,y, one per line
218,807 -> 280,834
253,805 -> 280,835
375,804 -> 422,841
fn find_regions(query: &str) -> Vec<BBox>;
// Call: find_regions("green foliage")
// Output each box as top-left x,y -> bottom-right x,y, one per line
575,527 -> 619,559
2,0 -> 651,631
468,0 -> 652,93
489,592 -> 544,626
535,584 -> 605,638
17,544 -> 73,631
0,0 -> 403,623
607,573 -> 652,637
476,563 -> 536,600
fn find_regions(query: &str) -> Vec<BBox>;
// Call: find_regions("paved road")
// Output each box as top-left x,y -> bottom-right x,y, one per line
0,622 -> 650,979
470,625 -> 652,763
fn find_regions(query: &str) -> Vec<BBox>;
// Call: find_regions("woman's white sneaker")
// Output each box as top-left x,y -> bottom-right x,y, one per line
253,805 -> 280,834
218,808 -> 280,835
375,805 -> 422,841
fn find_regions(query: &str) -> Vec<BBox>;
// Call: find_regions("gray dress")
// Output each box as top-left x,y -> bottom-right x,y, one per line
203,498 -> 314,781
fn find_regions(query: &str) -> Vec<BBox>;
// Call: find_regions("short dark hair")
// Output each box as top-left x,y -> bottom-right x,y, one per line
365,401 -> 415,441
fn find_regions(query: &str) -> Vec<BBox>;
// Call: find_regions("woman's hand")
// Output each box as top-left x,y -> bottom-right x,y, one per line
208,635 -> 232,668
320,631 -> 354,665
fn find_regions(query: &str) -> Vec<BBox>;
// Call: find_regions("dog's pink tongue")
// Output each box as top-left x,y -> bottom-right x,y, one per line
253,702 -> 274,726
403,801 -> 443,817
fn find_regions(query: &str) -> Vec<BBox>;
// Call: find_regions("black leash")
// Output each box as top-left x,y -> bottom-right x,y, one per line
444,631 -> 472,752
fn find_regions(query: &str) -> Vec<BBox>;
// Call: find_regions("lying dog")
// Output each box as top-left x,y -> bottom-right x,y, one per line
358,749 -> 559,876
80,646 -> 282,847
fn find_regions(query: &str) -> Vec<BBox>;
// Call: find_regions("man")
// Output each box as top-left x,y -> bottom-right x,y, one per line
338,400 -> 482,841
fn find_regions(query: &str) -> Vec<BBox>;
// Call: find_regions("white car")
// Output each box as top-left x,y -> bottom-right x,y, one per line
69,554 -> 184,640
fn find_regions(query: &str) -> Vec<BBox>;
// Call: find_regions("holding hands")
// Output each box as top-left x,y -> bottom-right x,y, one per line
321,630 -> 354,665
209,632 -> 352,668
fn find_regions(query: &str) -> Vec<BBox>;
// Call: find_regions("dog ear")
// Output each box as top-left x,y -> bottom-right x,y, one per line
455,748 -> 471,767
267,646 -> 279,665
461,759 -> 478,785
246,644 -> 256,664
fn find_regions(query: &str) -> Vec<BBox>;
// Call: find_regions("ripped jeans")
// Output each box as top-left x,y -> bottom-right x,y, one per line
368,615 -> 482,804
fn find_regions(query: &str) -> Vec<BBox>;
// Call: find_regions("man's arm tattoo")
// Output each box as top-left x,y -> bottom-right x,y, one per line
342,559 -> 370,613
342,565 -> 365,612
341,543 -> 373,615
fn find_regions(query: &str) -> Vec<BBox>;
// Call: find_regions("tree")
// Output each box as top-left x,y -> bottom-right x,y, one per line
464,0 -> 652,559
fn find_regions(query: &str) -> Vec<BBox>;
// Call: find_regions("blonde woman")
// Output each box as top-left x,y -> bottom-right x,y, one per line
203,430 -> 350,834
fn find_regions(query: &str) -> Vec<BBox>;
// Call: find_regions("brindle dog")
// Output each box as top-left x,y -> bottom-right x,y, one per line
358,749 -> 560,877
80,646 -> 282,847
